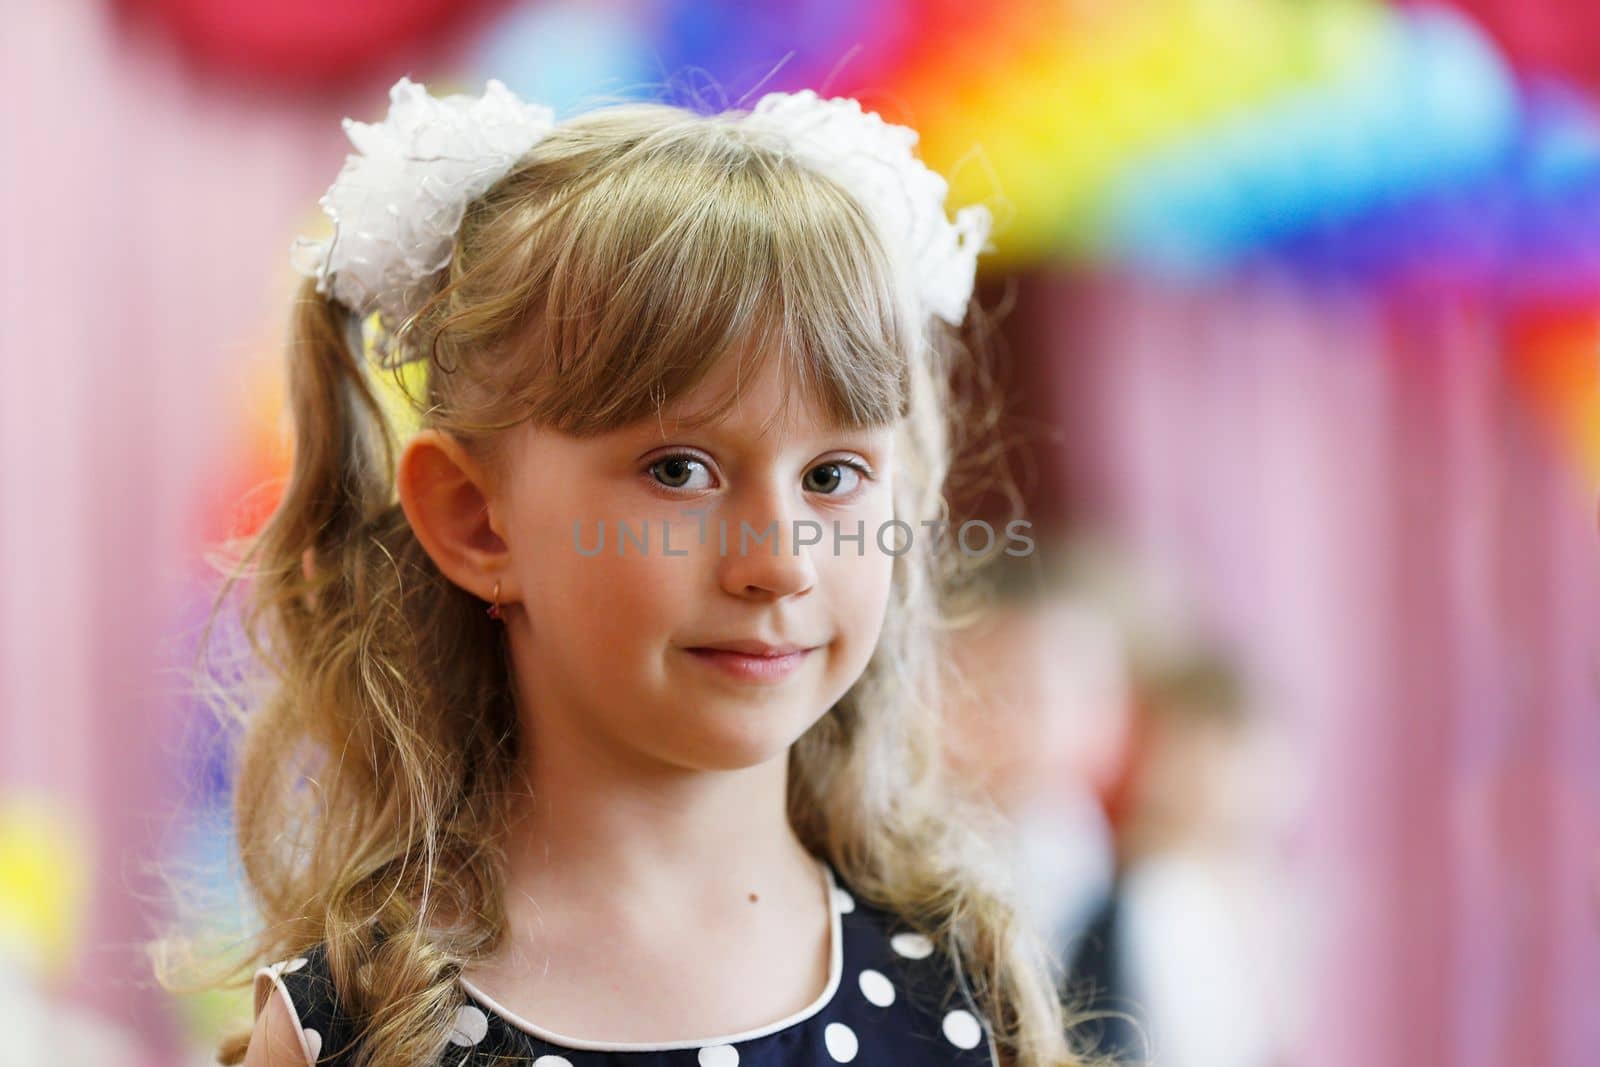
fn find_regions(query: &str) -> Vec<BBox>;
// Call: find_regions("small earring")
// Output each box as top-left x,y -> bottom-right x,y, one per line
486,579 -> 503,620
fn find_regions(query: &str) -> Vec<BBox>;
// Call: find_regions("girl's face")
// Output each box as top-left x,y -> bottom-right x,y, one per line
495,352 -> 899,773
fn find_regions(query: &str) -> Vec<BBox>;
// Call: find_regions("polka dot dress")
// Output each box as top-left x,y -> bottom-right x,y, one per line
252,860 -> 997,1066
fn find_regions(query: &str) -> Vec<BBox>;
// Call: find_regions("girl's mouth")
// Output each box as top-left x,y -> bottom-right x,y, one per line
683,646 -> 814,683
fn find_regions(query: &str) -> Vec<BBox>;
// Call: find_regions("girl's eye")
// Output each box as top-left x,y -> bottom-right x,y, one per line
803,460 -> 870,496
645,454 -> 873,495
648,454 -> 714,491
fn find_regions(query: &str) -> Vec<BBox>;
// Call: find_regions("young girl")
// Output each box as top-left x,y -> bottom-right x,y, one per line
179,77 -> 1095,1067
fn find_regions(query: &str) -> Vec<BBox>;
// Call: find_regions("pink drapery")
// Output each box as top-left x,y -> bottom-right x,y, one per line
0,5 -> 387,1058
1016,269 -> 1600,1067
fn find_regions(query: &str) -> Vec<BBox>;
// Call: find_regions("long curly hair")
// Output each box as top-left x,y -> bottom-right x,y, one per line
152,98 -> 1109,1067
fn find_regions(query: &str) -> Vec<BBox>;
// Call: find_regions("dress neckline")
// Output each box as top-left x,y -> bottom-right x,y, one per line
456,855 -> 845,1052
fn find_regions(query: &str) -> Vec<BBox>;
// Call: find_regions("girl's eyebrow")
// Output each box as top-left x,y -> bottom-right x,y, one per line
630,414 -> 874,445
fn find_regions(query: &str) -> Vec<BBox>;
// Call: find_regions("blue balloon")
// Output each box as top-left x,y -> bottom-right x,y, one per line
1260,78 -> 1600,300
470,2 -> 659,118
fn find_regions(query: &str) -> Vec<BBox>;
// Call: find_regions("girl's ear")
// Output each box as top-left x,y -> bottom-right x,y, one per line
396,429 -> 513,603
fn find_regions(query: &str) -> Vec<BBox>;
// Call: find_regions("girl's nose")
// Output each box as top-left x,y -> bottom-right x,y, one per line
714,509 -> 819,600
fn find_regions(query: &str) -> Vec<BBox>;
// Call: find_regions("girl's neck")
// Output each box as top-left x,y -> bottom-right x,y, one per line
495,730 -> 819,928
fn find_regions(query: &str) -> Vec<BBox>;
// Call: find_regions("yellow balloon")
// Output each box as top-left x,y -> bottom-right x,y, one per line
0,797 -> 91,979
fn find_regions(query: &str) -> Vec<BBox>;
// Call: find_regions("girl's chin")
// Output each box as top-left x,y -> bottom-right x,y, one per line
651,702 -> 828,772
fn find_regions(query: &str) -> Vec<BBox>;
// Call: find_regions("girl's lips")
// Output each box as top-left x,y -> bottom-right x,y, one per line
684,646 -> 813,683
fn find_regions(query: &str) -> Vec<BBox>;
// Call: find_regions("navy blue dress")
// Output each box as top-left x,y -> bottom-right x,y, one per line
253,860 -> 999,1066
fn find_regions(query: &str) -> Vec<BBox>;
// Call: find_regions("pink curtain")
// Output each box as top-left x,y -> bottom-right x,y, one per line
0,5 -> 388,1058
1013,269 -> 1600,1067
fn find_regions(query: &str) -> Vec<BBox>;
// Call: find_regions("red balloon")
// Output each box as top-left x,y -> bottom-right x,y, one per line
1420,0 -> 1600,95
114,0 -> 509,87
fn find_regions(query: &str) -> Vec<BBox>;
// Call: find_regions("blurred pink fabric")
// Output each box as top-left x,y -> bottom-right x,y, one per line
1027,270 -> 1600,1067
0,5 -> 384,1057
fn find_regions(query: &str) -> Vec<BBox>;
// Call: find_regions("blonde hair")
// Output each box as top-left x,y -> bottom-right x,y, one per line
153,99 -> 1109,1067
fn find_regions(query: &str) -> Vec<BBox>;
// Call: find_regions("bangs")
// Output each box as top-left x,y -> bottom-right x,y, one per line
517,117 -> 916,437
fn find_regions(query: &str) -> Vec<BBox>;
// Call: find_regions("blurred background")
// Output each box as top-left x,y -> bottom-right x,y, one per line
2,0 -> 1598,1064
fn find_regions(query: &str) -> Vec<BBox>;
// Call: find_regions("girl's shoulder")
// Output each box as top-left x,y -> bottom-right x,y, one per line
252,944 -> 363,1066
250,942 -> 526,1066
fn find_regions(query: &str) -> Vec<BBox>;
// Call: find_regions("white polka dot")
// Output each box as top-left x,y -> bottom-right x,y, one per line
448,1004 -> 489,1046
824,1021 -> 859,1062
942,1008 -> 983,1050
831,886 -> 856,914
533,1057 -> 575,1067
302,1028 -> 322,1061
889,931 -> 934,959
698,1045 -> 739,1067
857,968 -> 895,1007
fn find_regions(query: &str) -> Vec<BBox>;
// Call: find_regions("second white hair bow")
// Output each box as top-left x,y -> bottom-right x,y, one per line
738,89 -> 992,329
293,77 -> 992,338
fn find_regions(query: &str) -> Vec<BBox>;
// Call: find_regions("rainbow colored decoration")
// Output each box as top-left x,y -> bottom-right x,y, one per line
455,1 -> 1532,275
124,0 -> 1600,301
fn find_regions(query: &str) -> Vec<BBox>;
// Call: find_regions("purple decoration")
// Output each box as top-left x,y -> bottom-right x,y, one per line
651,0 -> 914,111
1262,79 -> 1600,302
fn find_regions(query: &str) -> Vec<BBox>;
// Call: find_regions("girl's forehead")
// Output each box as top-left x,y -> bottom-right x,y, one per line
631,411 -> 880,450
644,342 -> 852,440
636,390 -> 866,446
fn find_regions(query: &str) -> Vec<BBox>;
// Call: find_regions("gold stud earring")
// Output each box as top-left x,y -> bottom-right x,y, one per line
486,579 -> 503,620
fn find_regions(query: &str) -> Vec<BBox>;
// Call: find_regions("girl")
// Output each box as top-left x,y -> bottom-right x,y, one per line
167,78 -> 1098,1067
